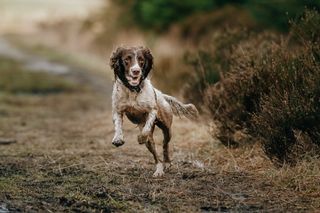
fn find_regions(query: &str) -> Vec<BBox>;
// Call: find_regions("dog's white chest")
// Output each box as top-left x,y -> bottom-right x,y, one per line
126,92 -> 140,108
113,80 -> 156,113
117,91 -> 149,112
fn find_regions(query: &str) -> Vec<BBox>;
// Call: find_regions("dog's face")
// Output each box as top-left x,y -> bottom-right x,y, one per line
110,46 -> 153,88
121,48 -> 145,86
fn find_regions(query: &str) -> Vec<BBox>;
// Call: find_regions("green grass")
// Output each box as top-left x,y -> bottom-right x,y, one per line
0,57 -> 78,95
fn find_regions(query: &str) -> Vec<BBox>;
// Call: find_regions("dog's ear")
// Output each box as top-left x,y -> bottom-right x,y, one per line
110,47 -> 124,78
142,47 -> 153,79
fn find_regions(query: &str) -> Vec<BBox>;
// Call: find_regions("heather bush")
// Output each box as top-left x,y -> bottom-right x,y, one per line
186,10 -> 320,163
183,29 -> 253,109
253,36 -> 320,163
203,31 -> 278,146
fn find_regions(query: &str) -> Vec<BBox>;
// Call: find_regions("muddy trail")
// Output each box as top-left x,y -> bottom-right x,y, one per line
0,38 -> 318,212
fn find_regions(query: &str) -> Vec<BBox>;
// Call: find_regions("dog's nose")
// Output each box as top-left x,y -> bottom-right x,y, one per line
132,69 -> 141,76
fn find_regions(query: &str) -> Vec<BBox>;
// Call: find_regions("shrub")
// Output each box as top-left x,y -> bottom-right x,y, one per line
185,10 -> 320,163
203,31 -> 279,146
252,38 -> 320,163
183,29 -> 274,111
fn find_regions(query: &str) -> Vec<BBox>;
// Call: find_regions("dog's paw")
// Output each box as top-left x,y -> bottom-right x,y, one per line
112,139 -> 125,147
137,134 -> 148,145
153,163 -> 165,177
164,162 -> 172,170
153,170 -> 164,177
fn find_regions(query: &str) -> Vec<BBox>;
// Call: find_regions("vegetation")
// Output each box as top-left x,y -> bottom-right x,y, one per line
115,0 -> 320,31
0,57 -> 77,95
185,10 -> 320,164
1,86 -> 320,211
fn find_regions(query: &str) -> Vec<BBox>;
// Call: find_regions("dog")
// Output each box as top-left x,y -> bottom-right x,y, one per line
109,46 -> 198,177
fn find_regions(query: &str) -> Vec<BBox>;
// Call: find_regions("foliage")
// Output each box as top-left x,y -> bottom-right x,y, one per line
116,0 -> 217,30
183,28 -> 252,108
114,0 -> 320,31
185,10 -> 320,163
246,0 -> 320,31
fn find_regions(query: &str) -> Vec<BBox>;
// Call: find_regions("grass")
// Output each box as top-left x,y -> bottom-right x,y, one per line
1,86 -> 320,211
0,57 -> 78,95
3,35 -> 111,81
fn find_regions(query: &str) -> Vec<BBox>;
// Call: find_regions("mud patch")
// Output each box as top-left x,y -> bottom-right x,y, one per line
59,197 -> 112,213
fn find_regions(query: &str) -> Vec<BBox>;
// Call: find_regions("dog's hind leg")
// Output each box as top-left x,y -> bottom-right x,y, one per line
139,125 -> 164,177
162,126 -> 172,164
146,137 -> 164,177
144,125 -> 158,162
145,137 -> 159,163
156,119 -> 172,170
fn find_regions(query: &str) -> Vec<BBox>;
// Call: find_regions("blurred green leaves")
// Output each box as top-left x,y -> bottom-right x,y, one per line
246,0 -> 320,31
132,0 -> 216,30
116,0 -> 320,31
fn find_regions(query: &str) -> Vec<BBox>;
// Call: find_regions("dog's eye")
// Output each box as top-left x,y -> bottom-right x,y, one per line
138,57 -> 144,63
124,57 -> 131,65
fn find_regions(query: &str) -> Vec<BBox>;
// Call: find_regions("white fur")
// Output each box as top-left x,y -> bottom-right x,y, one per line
112,79 -> 172,176
111,47 -> 198,177
129,51 -> 140,73
153,163 -> 164,177
112,111 -> 123,142
111,76 -> 199,177
112,79 -> 170,117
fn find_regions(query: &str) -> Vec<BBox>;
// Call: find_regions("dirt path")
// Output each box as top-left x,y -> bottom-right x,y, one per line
1,38 -> 319,212
0,0 -> 103,34
0,37 -> 112,95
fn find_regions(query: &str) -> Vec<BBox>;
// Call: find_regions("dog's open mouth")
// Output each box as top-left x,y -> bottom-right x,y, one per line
132,76 -> 139,81
127,75 -> 141,86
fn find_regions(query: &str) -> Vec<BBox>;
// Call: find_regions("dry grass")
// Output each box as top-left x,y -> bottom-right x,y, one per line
1,82 -> 320,212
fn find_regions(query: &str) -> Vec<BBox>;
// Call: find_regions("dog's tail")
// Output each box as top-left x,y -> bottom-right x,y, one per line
163,94 -> 199,120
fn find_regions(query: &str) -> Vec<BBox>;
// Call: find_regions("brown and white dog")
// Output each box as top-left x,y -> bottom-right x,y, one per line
109,46 -> 198,177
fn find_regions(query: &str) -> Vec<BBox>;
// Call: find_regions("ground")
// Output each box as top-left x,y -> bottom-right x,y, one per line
0,38 -> 320,213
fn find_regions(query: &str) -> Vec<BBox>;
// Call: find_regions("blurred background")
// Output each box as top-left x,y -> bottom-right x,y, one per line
1,0 -> 319,93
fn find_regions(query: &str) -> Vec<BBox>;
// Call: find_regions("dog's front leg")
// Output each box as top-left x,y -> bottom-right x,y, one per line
138,109 -> 157,145
112,111 -> 125,147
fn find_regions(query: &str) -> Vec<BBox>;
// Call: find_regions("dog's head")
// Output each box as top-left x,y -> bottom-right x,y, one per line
110,46 -> 153,91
